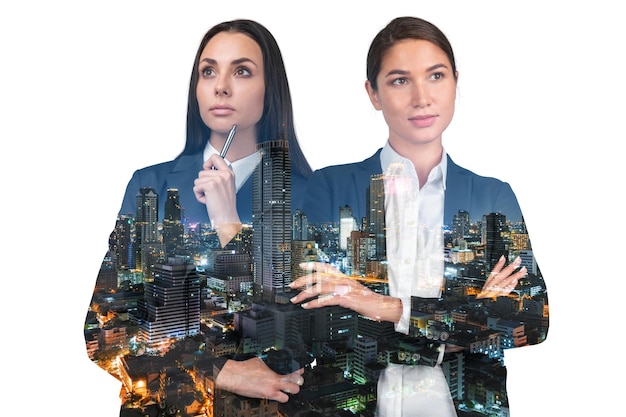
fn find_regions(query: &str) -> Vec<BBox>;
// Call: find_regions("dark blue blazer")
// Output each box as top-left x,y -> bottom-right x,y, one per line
118,151 -> 309,224
299,148 -> 523,226
299,148 -> 548,414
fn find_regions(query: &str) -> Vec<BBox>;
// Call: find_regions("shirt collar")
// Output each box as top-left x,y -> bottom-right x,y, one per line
380,140 -> 447,189
203,141 -> 262,191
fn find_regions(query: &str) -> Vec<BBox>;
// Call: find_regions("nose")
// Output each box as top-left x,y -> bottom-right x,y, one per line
412,82 -> 431,108
214,76 -> 231,97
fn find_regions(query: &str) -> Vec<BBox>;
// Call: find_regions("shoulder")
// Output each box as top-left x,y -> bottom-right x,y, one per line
131,159 -> 177,176
447,155 -> 510,187
312,149 -> 382,178
127,154 -> 201,183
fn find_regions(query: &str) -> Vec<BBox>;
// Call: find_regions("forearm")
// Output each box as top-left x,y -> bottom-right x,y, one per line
214,358 -> 246,393
366,294 -> 403,325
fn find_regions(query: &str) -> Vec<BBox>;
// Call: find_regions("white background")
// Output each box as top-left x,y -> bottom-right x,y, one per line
1,1 -> 622,415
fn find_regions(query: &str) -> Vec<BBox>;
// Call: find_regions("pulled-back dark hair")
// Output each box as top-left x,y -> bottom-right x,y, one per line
367,16 -> 458,90
180,19 -> 311,177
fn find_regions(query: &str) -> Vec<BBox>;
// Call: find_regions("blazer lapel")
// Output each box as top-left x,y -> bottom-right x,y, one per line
166,153 -> 207,223
444,155 -> 473,225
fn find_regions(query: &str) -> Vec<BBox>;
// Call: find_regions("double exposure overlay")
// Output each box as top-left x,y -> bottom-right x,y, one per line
85,141 -> 548,416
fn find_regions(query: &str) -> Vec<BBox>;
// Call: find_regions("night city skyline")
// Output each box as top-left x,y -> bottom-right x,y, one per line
85,141 -> 548,417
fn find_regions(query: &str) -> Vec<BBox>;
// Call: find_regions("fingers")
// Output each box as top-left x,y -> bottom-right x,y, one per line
204,153 -> 231,171
289,266 -> 355,306
193,165 -> 235,204
281,369 -> 305,387
490,255 -> 507,274
290,263 -> 345,290
299,261 -> 342,276
270,369 -> 305,402
479,256 -> 528,298
298,293 -> 339,309
289,283 -> 339,306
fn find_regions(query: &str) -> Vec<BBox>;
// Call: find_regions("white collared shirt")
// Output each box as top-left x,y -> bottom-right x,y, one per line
203,142 -> 262,192
380,141 -> 447,335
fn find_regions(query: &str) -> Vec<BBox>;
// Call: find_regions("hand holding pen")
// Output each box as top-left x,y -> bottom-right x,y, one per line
192,124 -> 242,247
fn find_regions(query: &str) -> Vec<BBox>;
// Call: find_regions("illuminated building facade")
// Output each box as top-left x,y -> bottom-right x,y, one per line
252,140 -> 292,302
136,257 -> 200,350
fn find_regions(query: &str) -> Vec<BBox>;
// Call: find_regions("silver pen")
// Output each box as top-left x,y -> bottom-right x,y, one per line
212,124 -> 237,169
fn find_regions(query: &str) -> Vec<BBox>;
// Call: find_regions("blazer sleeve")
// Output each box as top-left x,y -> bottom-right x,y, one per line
430,181 -> 549,356
84,168 -> 150,380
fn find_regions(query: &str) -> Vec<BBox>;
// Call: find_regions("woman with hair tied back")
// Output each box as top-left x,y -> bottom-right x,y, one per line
291,16 -> 549,416
85,19 -> 309,415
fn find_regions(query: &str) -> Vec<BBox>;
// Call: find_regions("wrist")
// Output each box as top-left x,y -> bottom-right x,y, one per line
216,222 -> 243,247
373,295 -> 403,323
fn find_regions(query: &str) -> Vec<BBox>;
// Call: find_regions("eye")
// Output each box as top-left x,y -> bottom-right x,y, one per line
430,72 -> 444,81
391,77 -> 408,86
234,67 -> 252,77
200,66 -> 215,78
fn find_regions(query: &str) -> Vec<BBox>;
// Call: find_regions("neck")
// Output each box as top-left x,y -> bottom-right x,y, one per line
210,127 -> 257,162
388,139 -> 443,188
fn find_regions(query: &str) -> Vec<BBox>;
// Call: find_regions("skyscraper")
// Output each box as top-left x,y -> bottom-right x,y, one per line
339,205 -> 358,251
136,187 -> 159,244
483,212 -> 509,270
367,174 -> 386,261
347,230 -> 375,277
452,210 -> 470,242
252,140 -> 292,302
292,208 -> 308,240
111,215 -> 133,270
163,188 -> 184,256
135,187 -> 163,279
136,257 -> 200,351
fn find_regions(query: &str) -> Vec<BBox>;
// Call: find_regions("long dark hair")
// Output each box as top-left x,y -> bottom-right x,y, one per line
367,16 -> 458,90
180,19 -> 312,177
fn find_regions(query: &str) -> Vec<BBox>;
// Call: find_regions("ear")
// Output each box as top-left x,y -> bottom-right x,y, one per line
365,80 -> 382,111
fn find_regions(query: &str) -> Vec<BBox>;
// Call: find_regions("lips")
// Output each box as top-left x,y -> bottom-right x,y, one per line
409,114 -> 437,128
209,104 -> 235,116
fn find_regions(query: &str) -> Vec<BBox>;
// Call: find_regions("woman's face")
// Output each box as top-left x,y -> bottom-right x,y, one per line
366,39 -> 457,151
196,31 -> 265,140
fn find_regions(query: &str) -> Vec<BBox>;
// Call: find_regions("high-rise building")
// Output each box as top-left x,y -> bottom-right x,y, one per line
136,187 -> 159,244
452,210 -> 470,242
163,188 -> 184,256
235,304 -> 276,352
252,140 -> 292,302
111,215 -> 133,270
224,225 -> 253,255
312,305 -> 357,343
519,249 -> 537,275
352,335 -> 378,384
367,174 -> 386,260
135,187 -> 163,278
206,250 -> 253,296
291,240 -> 321,279
346,230 -> 375,277
136,257 -> 200,351
339,205 -> 358,251
482,212 -> 509,270
95,252 -> 118,292
164,188 -> 181,222
292,208 -> 308,240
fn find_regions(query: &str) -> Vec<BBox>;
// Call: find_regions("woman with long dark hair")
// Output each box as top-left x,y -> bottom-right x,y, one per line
85,19 -> 309,414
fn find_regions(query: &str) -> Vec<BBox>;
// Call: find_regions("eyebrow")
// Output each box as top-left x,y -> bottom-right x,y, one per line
200,57 -> 258,67
384,63 -> 450,78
